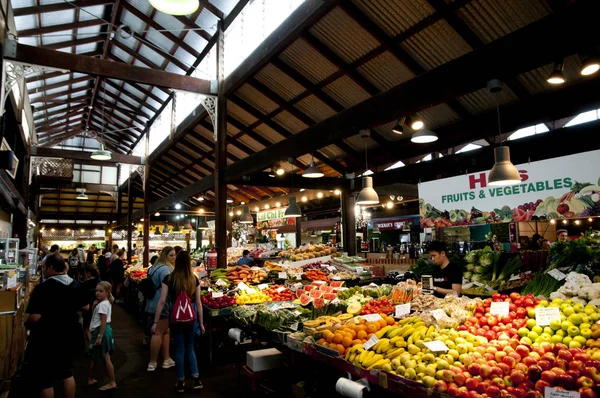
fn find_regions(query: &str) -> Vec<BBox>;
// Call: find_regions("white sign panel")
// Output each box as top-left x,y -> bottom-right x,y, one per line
536,307 -> 561,326
418,150 -> 600,226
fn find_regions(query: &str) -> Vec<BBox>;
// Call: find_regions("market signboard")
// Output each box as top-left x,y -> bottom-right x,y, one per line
418,150 -> 600,228
373,219 -> 414,230
256,208 -> 296,230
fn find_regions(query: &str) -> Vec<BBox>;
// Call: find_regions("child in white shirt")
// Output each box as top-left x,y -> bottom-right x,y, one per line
88,281 -> 118,391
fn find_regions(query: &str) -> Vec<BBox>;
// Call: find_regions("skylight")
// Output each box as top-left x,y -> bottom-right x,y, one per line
507,123 -> 549,141
416,154 -> 432,163
565,109 -> 600,127
456,143 -> 482,154
384,160 -> 405,171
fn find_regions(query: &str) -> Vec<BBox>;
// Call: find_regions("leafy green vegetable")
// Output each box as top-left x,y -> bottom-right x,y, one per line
409,258 -> 437,277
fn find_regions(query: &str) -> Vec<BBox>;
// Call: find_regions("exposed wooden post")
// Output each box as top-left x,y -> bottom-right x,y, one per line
196,217 -> 202,249
143,129 -> 150,267
126,178 -> 133,263
214,20 -> 227,268
341,190 -> 356,255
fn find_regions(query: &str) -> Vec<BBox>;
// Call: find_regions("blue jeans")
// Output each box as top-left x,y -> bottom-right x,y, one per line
172,326 -> 199,381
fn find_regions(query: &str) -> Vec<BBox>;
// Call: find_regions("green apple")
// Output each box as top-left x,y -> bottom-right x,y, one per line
549,320 -> 562,331
528,331 -> 540,341
573,303 -> 583,313
526,319 -> 537,330
574,335 -> 587,345
539,333 -> 553,343
562,336 -> 573,346
569,314 -> 583,326
561,320 -> 573,331
551,334 -> 564,344
584,306 -> 596,316
591,313 -> 600,322
552,298 -> 563,305
581,328 -> 593,339
518,327 -> 530,337
565,299 -> 574,305
532,326 -> 543,335
404,368 -> 417,380
561,305 -> 574,316
567,325 -> 580,337
581,323 -> 592,331
549,303 -> 560,308
569,341 -> 582,349
520,336 -> 533,345
539,300 -> 549,307
416,363 -> 428,374
448,349 -> 459,360
581,314 -> 590,324
543,327 -> 554,335
556,329 -> 566,337
527,308 -> 536,318
422,375 -> 436,387
424,365 -> 436,377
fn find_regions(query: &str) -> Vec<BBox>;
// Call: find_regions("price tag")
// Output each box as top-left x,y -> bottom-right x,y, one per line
508,274 -> 521,281
484,285 -> 494,292
295,274 -> 302,280
212,291 -> 223,298
363,334 -> 379,351
258,283 -> 269,290
7,273 -> 17,289
290,323 -> 298,331
424,340 -> 450,352
355,267 -> 364,274
536,307 -> 561,326
332,276 -> 341,280
278,272 -> 288,279
548,269 -> 566,281
472,281 -> 483,287
238,282 -> 251,292
362,314 -> 383,322
545,387 -> 580,398
490,302 -> 509,316
431,309 -> 449,321
215,279 -> 227,286
293,311 -> 302,317
327,266 -> 336,272
276,286 -> 286,293
395,303 -> 411,317
320,264 -> 328,267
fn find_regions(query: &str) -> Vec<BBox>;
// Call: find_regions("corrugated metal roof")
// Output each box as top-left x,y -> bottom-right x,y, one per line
235,84 -> 279,115
343,134 -> 378,152
209,0 -> 237,16
272,111 -> 308,134
401,19 -> 472,70
516,55 -> 581,96
279,38 -> 339,84
457,86 -> 518,114
416,103 -> 462,129
319,144 -> 346,160
294,95 -> 336,122
457,0 -> 552,44
255,64 -> 306,102
238,135 -> 266,152
196,7 -> 219,35
78,5 -> 107,22
373,120 -> 404,142
358,50 -> 416,91
352,0 -> 434,37
310,7 -> 380,64
254,124 -> 285,144
14,15 -> 37,30
40,9 -> 75,26
322,75 -> 370,108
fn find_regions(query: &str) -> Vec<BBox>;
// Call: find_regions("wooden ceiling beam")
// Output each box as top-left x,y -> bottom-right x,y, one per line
36,108 -> 87,129
95,101 -> 149,119
130,31 -> 189,72
101,78 -> 158,113
34,103 -> 90,123
29,75 -> 95,95
19,20 -> 108,37
13,0 -> 113,16
97,90 -> 151,121
42,36 -> 105,51
30,85 -> 92,103
33,100 -> 89,113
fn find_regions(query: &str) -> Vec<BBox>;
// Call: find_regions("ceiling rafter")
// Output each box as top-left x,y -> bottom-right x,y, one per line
29,75 -> 95,95
13,0 -> 113,16
18,19 -> 108,37
34,103 -> 89,123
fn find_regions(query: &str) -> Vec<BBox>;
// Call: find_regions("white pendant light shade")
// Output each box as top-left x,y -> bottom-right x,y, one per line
411,129 -> 438,143
240,205 -> 254,224
197,216 -> 209,230
183,219 -> 193,231
90,143 -> 112,160
302,160 -> 324,178
284,196 -> 302,218
356,176 -> 379,205
488,146 -> 521,186
149,0 -> 199,15
76,189 -> 88,200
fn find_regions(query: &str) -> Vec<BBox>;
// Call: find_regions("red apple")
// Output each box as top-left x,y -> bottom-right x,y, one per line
502,356 -> 516,369
468,391 -> 480,398
521,356 -> 537,367
469,363 -> 481,376
492,377 -> 505,388
551,367 -> 566,377
508,352 -> 521,362
534,379 -> 550,393
447,384 -> 459,397
540,370 -> 555,384
525,390 -> 543,398
497,363 -> 511,376
514,363 -> 529,374
513,387 -> 527,398
529,352 -> 541,361
539,342 -> 553,353
486,385 -> 501,398
485,353 -> 496,361
484,331 -> 496,341
510,370 -> 526,385
458,390 -> 470,398
570,347 -> 583,356
557,349 -> 573,362
537,359 -> 552,371
585,360 -> 600,371
491,367 -> 504,378
553,358 -> 568,371
515,345 -> 530,358
580,387 -> 598,398
466,378 -> 479,391
435,380 -> 448,393
574,352 -> 590,362
542,352 -> 556,363
555,374 -> 575,390
527,365 -> 542,381
532,346 -> 545,357
569,360 -> 585,372
567,370 -> 581,381
577,376 -> 595,388
454,373 -> 466,387
553,343 -> 568,356
480,364 -> 493,378
442,370 -> 456,383
476,381 -> 487,394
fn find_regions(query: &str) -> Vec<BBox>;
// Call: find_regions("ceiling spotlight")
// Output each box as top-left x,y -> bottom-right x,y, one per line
149,0 -> 200,15
275,164 -> 285,176
411,129 -> 438,143
240,201 -> 245,205
76,189 -> 88,200
562,219 -> 568,224
580,54 -> 600,76
409,116 -> 424,130
550,219 -> 556,224
589,218 -> 593,222
236,210 -> 242,216
392,117 -> 405,135
386,201 -> 394,209
51,228 -> 55,232
299,188 -> 306,192
228,211 -> 234,217
264,204 -> 270,209
575,220 -> 580,225
90,143 -> 112,160
317,192 -> 323,198
108,229 -> 112,233
197,209 -> 204,214
301,196 -> 308,202
154,212 -> 160,216
254,206 -> 260,212
80,228 -> 85,232
334,189 -> 341,195
226,197 -> 233,203
196,196 -> 204,201
275,202 -> 281,207
303,156 -> 324,178
547,61 -> 565,85
174,203 -> 182,209
140,218 -> 144,222
66,228 -> 71,232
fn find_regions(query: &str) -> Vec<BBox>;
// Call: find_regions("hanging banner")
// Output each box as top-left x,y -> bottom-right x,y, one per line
256,208 -> 296,230
373,219 -> 414,231
418,150 -> 600,228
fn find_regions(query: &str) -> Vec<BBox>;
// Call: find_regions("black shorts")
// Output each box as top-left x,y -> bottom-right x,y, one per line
25,345 -> 74,391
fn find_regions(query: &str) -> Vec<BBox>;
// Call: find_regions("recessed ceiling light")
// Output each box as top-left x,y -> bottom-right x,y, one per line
174,203 -> 182,209
317,192 -> 323,198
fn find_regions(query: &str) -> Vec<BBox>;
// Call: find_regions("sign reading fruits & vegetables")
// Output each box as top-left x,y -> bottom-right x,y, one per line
418,150 -> 600,227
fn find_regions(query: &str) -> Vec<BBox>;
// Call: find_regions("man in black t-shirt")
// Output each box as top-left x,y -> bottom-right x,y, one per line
428,241 -> 463,298
25,253 -> 89,397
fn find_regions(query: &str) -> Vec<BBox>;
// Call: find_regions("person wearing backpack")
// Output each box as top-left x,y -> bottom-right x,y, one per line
144,246 -> 176,371
153,250 -> 205,393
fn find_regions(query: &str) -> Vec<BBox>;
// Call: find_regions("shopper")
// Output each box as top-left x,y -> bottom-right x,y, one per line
540,239 -> 551,250
153,251 -> 205,393
77,244 -> 86,279
98,249 -> 111,282
428,240 -> 463,298
81,267 -> 100,344
109,249 -> 126,303
109,244 -> 119,263
132,243 -> 138,256
530,233 -> 542,250
87,245 -> 96,266
88,281 -> 118,392
24,252 -> 88,398
556,228 -> 569,242
68,248 -> 79,279
237,250 -> 256,266
145,246 -> 176,371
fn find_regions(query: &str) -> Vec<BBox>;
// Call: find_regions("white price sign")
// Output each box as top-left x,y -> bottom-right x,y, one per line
362,314 -> 383,322
238,282 -> 252,292
548,269 -> 566,281
490,302 -> 509,316
423,340 -> 450,352
257,283 -> 269,290
215,279 -> 227,286
484,285 -> 494,292
395,304 -> 411,317
278,272 -> 288,279
327,266 -> 337,272
276,286 -> 286,293
363,335 -> 379,351
536,307 -> 561,326
355,267 -> 364,274
290,323 -> 298,331
431,309 -> 449,321
545,387 -> 580,398
212,291 -> 223,298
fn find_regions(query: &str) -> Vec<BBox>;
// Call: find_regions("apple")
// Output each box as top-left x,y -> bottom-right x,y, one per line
540,370 -> 555,384
514,363 -> 529,374
434,380 -> 448,393
577,376 -> 594,388
503,345 -> 515,354
476,381 -> 487,394
513,387 -> 527,398
515,345 -> 530,357
570,360 -> 585,372
466,377 -> 479,391
555,374 -> 575,390
553,343 -> 568,355
510,370 -> 526,385
486,385 -> 500,398
537,359 -> 552,371
585,359 -> 600,371
581,367 -> 600,383
502,375 -> 513,387
442,370 -> 456,383
497,362 -> 511,376
495,351 -> 507,362
558,348 -> 573,362
485,353 -> 495,361
529,352 -> 541,361
480,364 -> 493,378
454,373 -> 466,387
551,367 -> 566,377
553,358 -> 568,371
534,379 -> 550,393
539,342 -> 553,353
525,390 -> 543,398
447,384 -> 459,397
458,390 -> 469,398
527,365 -> 542,381
521,356 -> 537,367
580,387 -> 598,398
542,352 -> 556,363
469,363 -> 481,376
491,377 -> 505,388
491,367 -> 504,378
532,346 -> 545,356
502,356 -> 516,369
575,352 -> 590,362
567,370 -> 581,381
467,391 -> 479,398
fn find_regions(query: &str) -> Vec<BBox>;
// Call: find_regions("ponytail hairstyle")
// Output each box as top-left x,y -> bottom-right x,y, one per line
97,281 -> 114,304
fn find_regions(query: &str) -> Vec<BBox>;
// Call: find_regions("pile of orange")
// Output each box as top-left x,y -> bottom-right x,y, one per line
316,313 -> 397,356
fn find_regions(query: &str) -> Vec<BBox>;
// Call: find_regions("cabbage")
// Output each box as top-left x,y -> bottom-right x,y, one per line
474,266 -> 484,274
479,252 -> 494,267
465,251 -> 477,263
463,271 -> 472,280
465,264 -> 475,272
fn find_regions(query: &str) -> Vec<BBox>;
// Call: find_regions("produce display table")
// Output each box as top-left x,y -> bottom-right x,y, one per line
202,304 -> 234,364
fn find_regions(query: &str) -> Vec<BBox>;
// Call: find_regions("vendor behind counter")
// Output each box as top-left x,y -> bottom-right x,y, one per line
237,250 -> 256,266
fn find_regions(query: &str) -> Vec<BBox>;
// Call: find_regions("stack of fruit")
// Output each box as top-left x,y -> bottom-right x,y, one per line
226,265 -> 269,285
263,285 -> 295,302
235,290 -> 271,305
360,298 -> 395,315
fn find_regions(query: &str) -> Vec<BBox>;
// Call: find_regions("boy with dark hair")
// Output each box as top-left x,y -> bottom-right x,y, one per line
237,249 -> 256,266
428,241 -> 463,298
25,253 -> 88,398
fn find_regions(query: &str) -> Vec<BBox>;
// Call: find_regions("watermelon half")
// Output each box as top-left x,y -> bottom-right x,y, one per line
313,298 -> 325,309
299,294 -> 313,306
295,289 -> 305,298
320,286 -> 333,293
323,293 -> 337,301
303,285 -> 315,292
330,281 -> 344,288
309,290 -> 324,298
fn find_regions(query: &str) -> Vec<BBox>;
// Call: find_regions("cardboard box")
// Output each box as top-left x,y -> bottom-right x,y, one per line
246,348 -> 283,372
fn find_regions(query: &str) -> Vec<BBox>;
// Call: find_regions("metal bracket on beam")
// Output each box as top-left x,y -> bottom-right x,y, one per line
210,80 -> 218,95
201,95 -> 218,141
102,191 -> 119,201
135,166 -> 145,191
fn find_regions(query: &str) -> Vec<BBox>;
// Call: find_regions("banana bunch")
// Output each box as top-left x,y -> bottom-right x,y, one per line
350,348 -> 391,370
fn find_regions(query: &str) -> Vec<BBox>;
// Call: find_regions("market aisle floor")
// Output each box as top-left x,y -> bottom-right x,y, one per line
69,305 -> 244,398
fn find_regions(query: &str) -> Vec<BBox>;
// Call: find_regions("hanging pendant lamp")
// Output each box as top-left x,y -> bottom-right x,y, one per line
172,222 -> 181,233
149,0 -> 199,15
240,205 -> 254,224
76,189 -> 88,200
302,155 -> 324,178
487,79 -> 521,187
410,129 -> 438,143
154,226 -> 161,235
197,216 -> 209,230
90,143 -> 112,160
356,130 -> 379,205
162,222 -> 170,234
183,218 -> 193,231
285,196 -> 302,218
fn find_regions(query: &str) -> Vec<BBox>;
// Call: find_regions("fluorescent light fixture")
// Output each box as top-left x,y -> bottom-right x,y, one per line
411,129 -> 438,143
149,0 -> 199,15
90,143 -> 112,160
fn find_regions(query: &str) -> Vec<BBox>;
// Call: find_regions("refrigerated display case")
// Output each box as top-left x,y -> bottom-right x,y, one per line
0,238 -> 19,267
